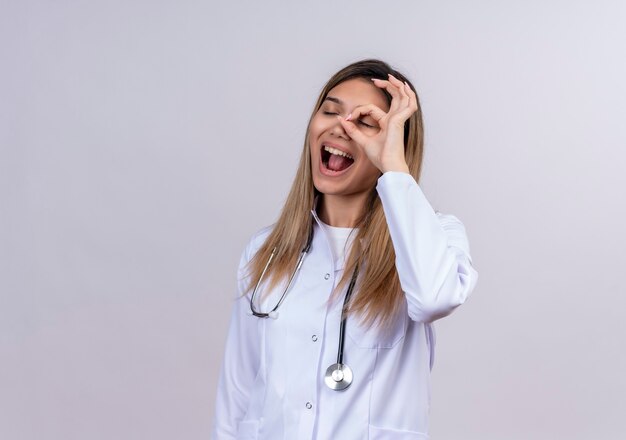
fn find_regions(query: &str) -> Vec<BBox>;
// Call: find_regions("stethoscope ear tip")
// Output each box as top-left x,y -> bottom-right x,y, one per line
268,311 -> 279,320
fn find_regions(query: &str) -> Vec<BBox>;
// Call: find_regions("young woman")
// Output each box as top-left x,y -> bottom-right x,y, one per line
212,59 -> 478,440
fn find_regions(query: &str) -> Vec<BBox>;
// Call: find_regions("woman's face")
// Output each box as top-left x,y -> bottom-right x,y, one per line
309,78 -> 390,198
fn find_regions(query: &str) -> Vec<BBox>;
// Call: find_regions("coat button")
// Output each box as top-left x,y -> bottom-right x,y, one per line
311,335 -> 318,342
324,273 -> 330,280
305,402 -> 312,409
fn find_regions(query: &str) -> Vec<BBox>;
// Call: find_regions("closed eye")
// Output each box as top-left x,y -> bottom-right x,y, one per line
323,110 -> 375,128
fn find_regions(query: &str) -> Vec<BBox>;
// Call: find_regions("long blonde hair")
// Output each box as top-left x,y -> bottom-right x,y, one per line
245,59 -> 424,329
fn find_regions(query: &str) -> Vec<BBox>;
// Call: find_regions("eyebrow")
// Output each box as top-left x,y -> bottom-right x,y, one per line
324,96 -> 343,105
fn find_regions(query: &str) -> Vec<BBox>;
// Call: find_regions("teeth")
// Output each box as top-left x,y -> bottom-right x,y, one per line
323,145 -> 353,160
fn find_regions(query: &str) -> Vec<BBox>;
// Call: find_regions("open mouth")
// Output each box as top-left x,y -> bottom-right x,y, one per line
321,144 -> 354,173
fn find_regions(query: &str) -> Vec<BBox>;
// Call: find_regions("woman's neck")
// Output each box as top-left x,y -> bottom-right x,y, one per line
317,193 -> 368,228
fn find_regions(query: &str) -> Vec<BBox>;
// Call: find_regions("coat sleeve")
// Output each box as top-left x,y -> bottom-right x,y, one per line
376,171 -> 479,323
211,241 -> 261,439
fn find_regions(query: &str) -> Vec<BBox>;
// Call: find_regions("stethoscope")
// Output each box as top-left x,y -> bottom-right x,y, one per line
248,226 -> 359,391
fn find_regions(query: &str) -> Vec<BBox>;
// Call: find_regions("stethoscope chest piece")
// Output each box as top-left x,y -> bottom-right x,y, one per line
324,363 -> 353,391
249,226 -> 360,393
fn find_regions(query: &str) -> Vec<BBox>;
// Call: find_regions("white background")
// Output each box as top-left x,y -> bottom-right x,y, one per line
1,1 -> 625,439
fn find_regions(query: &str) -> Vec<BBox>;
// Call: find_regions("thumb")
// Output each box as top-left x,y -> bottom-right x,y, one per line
337,116 -> 368,146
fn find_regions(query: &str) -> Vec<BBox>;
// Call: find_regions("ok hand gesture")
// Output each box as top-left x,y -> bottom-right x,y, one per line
337,73 -> 418,174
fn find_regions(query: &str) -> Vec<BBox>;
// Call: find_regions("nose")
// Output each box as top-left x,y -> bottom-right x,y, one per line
330,115 -> 350,140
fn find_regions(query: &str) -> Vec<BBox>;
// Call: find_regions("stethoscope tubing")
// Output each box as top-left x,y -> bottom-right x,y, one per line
337,264 -> 359,365
248,223 -> 358,390
249,226 -> 313,319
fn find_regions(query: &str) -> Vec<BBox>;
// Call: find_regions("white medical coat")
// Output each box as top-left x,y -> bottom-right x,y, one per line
212,172 -> 479,439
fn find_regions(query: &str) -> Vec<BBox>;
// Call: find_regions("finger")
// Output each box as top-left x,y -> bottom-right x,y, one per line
376,74 -> 411,114
389,93 -> 418,127
387,73 -> 405,88
371,78 -> 402,112
402,81 -> 419,114
336,115 -> 369,146
392,105 -> 417,126
347,103 -> 387,123
387,74 -> 410,112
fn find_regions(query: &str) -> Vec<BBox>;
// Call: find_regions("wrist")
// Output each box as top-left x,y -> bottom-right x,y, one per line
380,160 -> 410,174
